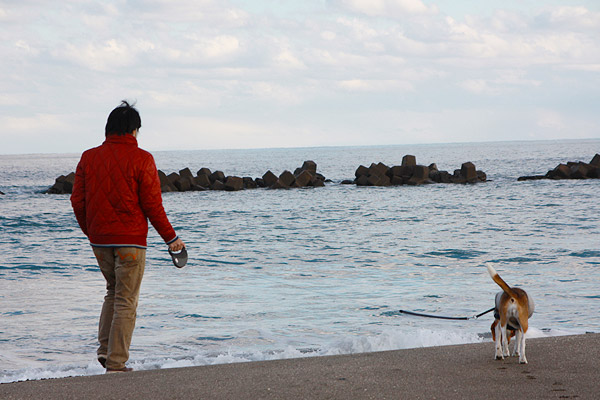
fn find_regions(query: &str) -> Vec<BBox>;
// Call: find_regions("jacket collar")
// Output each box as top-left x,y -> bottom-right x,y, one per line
104,134 -> 138,146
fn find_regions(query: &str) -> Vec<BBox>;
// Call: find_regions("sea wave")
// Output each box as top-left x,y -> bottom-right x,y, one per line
0,327 -> 572,384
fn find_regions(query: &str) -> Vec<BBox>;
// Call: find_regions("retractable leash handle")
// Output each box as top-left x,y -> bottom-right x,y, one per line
169,247 -> 188,268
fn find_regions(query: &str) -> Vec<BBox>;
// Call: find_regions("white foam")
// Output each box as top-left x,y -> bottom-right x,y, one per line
0,361 -> 104,384
0,327 -> 587,384
320,327 -> 483,356
526,326 -> 585,339
0,328 -> 479,383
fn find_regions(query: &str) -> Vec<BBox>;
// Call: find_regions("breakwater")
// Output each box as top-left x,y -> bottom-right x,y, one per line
344,155 -> 486,186
42,152 -> 600,194
43,155 -> 491,194
518,154 -> 600,181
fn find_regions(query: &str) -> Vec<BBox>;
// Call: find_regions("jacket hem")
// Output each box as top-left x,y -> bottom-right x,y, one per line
91,243 -> 147,249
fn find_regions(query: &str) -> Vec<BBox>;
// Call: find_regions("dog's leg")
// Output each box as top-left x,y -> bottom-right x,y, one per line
517,304 -> 529,364
501,325 -> 510,357
519,330 -> 527,364
512,330 -> 521,357
493,320 -> 503,359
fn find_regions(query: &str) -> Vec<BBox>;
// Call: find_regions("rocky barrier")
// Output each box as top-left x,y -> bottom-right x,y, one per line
159,160 -> 328,192
45,172 -> 76,194
44,161 -> 328,194
518,154 -> 600,181
44,153 -> 600,194
342,155 -> 487,186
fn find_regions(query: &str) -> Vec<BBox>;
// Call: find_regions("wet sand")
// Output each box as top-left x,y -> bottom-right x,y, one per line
1,333 -> 598,399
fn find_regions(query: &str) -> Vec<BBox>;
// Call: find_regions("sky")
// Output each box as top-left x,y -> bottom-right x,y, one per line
1,0 -> 599,154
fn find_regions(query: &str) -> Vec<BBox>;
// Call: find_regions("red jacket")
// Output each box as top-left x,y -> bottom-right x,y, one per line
71,134 -> 177,248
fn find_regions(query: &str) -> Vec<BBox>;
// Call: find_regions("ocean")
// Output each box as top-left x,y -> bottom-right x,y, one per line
1,140 -> 599,383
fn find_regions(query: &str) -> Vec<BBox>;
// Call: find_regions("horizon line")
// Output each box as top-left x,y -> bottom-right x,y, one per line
1,137 -> 599,157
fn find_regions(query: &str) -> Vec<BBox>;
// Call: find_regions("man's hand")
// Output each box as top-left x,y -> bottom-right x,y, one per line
169,238 -> 185,252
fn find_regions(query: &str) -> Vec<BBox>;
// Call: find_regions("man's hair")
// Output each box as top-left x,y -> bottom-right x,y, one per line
105,100 -> 142,136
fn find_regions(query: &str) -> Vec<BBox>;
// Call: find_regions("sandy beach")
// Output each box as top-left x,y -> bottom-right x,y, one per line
1,333 -> 597,399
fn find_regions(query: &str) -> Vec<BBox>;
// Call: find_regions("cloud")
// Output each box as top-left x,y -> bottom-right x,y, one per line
337,79 -> 413,92
1,1 -> 600,154
321,31 -> 337,41
334,0 -> 437,17
274,49 -> 306,69
459,79 -> 497,95
535,6 -> 600,31
246,81 -> 305,105
536,109 -> 567,131
338,79 -> 374,91
0,113 -> 79,154
459,70 -> 542,95
561,63 -> 600,72
533,108 -> 598,139
132,0 -> 249,28
57,39 -> 136,71
0,114 -> 67,132
141,114 -> 319,151
162,34 -> 241,63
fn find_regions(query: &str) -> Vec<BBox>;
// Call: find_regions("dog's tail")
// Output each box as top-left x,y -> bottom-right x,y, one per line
486,264 -> 517,298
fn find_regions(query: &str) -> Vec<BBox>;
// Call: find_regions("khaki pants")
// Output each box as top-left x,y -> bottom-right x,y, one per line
93,247 -> 146,370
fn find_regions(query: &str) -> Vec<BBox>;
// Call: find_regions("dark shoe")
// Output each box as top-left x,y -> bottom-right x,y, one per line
106,367 -> 133,373
169,247 -> 188,268
98,356 -> 107,368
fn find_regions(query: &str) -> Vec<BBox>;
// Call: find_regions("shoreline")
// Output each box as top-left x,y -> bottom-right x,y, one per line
1,333 -> 597,399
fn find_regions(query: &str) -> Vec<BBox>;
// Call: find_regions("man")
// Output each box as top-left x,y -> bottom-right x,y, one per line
71,101 -> 185,373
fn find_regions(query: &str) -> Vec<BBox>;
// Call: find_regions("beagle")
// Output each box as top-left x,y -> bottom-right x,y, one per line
487,265 -> 534,364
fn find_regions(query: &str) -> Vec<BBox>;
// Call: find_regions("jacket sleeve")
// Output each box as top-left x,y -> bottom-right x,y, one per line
138,154 -> 178,244
70,157 -> 88,237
